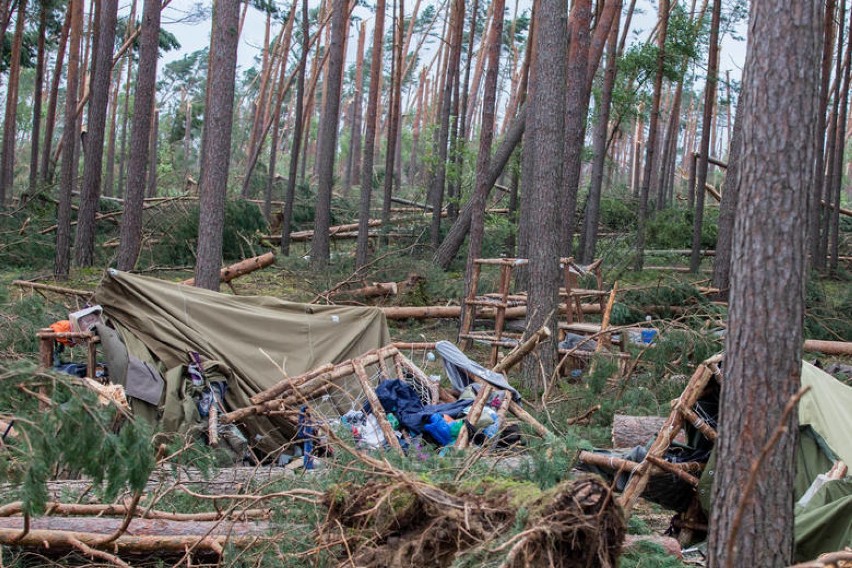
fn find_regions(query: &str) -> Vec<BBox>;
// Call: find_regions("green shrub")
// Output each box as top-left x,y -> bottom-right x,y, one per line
646,207 -> 718,249
600,195 -> 639,231
147,199 -> 269,266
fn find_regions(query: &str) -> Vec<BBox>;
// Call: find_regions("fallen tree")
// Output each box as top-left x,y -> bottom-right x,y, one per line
181,252 -> 275,287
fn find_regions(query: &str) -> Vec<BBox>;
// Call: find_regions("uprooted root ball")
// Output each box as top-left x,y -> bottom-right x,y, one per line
320,476 -> 624,567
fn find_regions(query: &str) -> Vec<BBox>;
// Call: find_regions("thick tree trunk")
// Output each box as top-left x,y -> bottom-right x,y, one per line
54,0 -> 84,279
708,2 -> 822,566
634,0 -> 669,270
309,0 -> 347,268
74,0 -> 118,267
27,4 -> 47,195
689,0 -> 721,273
281,0 -> 310,257
116,0 -> 160,272
521,6 -> 566,394
0,0 -> 28,205
193,0 -> 240,290
355,0 -> 386,268
712,96 -> 743,300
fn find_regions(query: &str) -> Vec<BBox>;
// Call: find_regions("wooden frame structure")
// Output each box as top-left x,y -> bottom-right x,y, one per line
458,257 -> 609,367
37,328 -> 101,379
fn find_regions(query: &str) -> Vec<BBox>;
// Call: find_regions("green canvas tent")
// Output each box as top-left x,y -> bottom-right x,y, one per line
92,269 -> 391,452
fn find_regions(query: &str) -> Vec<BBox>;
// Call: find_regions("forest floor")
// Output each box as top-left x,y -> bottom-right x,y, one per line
0,199 -> 849,566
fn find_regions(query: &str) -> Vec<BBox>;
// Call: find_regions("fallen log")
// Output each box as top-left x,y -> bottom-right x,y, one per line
803,340 -> 852,356
12,280 -> 93,297
0,517 -> 268,554
381,303 -> 602,320
261,219 -> 383,243
181,252 -> 275,286
0,501 -> 269,522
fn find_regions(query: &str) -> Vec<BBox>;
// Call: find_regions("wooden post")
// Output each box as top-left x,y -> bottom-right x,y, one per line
353,360 -> 403,454
455,384 -> 492,449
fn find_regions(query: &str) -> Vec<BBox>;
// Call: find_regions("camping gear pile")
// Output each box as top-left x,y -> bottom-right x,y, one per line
41,270 -> 545,465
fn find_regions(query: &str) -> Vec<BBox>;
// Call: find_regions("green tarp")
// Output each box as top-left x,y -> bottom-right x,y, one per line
698,361 -> 852,561
93,269 -> 391,451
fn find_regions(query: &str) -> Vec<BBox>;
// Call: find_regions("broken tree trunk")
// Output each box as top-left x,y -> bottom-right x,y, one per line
492,326 -> 551,374
181,252 -> 275,286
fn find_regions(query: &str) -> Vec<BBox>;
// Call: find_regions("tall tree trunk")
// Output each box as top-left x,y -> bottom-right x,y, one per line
712,93 -> 743,300
708,1 -> 822,566
580,14 -> 620,264
116,0 -> 161,271
809,1 -> 835,263
41,7 -> 71,184
689,0 -> 721,273
464,0 -> 505,273
380,0 -> 404,247
521,5 -> 566,394
355,0 -> 386,269
343,21 -> 366,195
54,0 -> 84,279
634,0 -> 669,270
241,11 -> 273,198
193,0 -> 240,290
27,3 -> 47,195
427,0 -> 464,249
828,11 -> 851,273
818,0 -> 844,269
281,0 -> 310,257
74,0 -> 118,267
309,0 -> 347,269
0,0 -> 29,205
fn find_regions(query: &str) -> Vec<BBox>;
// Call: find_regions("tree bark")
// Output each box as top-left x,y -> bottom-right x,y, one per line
828,12 -> 851,273
145,107 -> 159,198
116,0 -> 160,271
193,0 -> 240,290
281,0 -> 310,257
355,0 -> 386,268
0,0 -> 28,205
309,0 -> 348,269
521,6 -> 566,394
74,0 -> 118,267
689,0 -> 722,273
54,0 -> 84,279
708,1 -> 822,566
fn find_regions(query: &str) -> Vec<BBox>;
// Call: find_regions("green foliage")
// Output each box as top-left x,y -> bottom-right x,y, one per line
0,292 -> 67,358
0,201 -> 57,270
646,207 -> 718,249
600,195 -> 639,231
147,199 -> 269,266
619,540 -> 690,567
0,363 -> 155,515
804,275 -> 852,341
